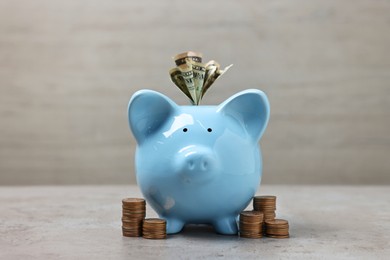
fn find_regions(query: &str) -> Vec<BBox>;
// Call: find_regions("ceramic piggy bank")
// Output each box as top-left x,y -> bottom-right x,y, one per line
127,89 -> 270,235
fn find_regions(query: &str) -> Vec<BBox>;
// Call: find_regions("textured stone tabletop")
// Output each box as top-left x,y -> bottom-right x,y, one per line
1,185 -> 389,259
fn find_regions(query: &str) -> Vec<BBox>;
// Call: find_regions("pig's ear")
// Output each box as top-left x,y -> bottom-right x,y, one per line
217,89 -> 270,141
128,90 -> 177,144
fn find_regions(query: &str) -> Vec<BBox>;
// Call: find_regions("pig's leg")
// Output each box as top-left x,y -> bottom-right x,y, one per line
165,218 -> 185,234
213,217 -> 238,235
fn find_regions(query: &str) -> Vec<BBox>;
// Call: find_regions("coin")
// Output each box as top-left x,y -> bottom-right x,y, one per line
240,211 -> 264,224
266,234 -> 289,239
265,219 -> 288,226
122,198 -> 145,204
122,211 -> 145,216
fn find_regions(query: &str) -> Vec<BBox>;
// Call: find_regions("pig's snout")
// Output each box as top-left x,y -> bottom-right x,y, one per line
186,153 -> 213,172
176,146 -> 217,175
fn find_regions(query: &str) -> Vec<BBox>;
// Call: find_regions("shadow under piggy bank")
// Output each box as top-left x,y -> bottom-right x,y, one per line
128,89 -> 270,235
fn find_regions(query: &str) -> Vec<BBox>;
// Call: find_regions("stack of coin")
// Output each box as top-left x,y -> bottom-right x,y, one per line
253,195 -> 276,221
122,198 -> 146,237
142,218 -> 167,239
239,211 -> 264,238
265,219 -> 289,239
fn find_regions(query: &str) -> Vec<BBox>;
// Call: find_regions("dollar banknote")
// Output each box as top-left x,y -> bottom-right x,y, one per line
202,63 -> 233,99
178,62 -> 197,103
174,51 -> 202,66
169,67 -> 194,104
191,61 -> 206,104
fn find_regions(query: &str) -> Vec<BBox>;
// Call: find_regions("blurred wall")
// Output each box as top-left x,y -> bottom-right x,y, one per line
0,0 -> 389,185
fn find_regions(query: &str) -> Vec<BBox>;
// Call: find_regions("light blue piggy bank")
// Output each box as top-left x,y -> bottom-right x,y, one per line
128,89 -> 270,235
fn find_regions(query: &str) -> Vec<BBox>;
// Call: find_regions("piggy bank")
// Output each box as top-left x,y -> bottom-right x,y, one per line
127,89 -> 270,235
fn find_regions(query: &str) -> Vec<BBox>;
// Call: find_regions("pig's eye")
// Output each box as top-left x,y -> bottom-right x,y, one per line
207,128 -> 212,132
183,128 -> 188,132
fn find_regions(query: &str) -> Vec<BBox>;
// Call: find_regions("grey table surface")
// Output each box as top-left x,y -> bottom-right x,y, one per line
0,185 -> 389,260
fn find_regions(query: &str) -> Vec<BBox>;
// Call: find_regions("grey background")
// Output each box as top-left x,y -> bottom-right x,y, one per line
0,0 -> 389,185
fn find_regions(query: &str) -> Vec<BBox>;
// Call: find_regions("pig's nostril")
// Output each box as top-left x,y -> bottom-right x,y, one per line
201,160 -> 208,170
188,160 -> 195,170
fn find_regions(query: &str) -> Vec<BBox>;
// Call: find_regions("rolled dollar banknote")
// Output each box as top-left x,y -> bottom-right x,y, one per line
190,60 -> 206,105
202,63 -> 233,99
174,51 -> 202,66
203,60 -> 219,86
201,60 -> 220,98
178,61 -> 197,103
169,67 -> 194,104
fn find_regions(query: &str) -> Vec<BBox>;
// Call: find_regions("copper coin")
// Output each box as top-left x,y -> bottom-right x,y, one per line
122,223 -> 141,229
254,195 -> 276,200
266,234 -> 289,239
143,218 -> 166,224
266,229 -> 289,234
142,235 -> 167,239
265,219 -> 289,226
240,211 -> 264,217
122,204 -> 145,208
122,210 -> 145,214
122,217 -> 143,222
122,198 -> 145,204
